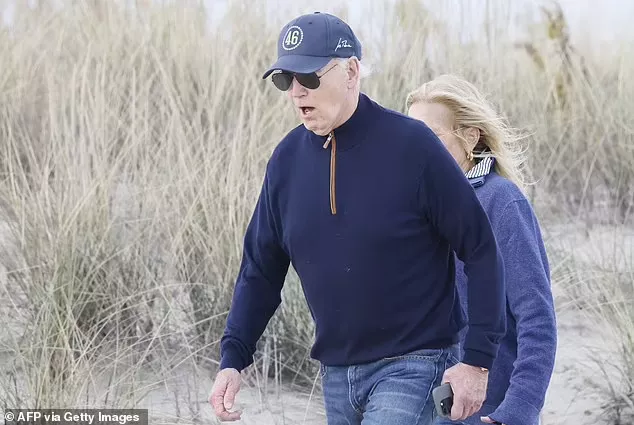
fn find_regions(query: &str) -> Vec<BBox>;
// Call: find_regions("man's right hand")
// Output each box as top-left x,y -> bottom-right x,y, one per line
209,368 -> 242,421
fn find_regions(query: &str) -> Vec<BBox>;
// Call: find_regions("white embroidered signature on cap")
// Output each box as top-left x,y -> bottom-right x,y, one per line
335,37 -> 352,51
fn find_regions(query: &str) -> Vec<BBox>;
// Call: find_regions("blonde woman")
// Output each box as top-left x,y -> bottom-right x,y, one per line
406,75 -> 557,425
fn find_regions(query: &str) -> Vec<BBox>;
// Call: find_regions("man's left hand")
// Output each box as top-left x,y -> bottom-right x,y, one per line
480,415 -> 504,424
441,362 -> 488,421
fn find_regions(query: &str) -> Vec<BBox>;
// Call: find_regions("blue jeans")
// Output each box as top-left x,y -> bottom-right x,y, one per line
320,344 -> 460,425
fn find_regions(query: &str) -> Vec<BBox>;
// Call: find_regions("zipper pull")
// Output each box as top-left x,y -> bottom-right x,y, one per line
323,132 -> 333,149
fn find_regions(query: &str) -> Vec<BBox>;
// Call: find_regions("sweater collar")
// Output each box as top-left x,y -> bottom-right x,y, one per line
308,92 -> 373,151
466,154 -> 495,188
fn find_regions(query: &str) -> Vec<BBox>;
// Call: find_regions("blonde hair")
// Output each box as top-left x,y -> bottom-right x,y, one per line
405,74 -> 529,193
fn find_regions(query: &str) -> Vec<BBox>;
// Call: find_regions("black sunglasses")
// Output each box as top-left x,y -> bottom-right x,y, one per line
271,63 -> 338,91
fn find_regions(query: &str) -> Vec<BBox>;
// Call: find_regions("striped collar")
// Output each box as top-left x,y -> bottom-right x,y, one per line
465,155 -> 495,187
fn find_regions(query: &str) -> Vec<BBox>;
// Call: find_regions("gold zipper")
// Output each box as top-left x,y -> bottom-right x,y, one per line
322,131 -> 337,215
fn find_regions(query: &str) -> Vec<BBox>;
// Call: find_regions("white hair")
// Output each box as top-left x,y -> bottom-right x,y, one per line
335,56 -> 373,79
359,61 -> 373,79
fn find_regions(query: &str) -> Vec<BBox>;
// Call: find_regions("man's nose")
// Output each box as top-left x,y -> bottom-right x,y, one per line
290,78 -> 307,97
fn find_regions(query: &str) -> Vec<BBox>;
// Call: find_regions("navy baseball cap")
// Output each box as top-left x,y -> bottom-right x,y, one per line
262,12 -> 362,79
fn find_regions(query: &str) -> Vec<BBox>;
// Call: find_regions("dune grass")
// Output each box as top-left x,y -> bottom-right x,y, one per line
0,0 -> 631,423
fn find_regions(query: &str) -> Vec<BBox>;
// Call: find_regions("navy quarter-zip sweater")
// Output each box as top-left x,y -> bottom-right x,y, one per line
220,93 -> 506,371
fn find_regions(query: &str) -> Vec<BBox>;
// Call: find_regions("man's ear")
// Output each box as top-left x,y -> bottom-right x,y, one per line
346,58 -> 360,88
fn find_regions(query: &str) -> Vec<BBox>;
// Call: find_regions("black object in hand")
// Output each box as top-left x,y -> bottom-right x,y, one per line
432,383 -> 453,417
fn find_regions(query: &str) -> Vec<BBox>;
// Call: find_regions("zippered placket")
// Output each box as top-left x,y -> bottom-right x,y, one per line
322,131 -> 337,215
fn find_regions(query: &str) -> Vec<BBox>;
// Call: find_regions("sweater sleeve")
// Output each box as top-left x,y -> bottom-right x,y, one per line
487,199 -> 557,425
219,166 -> 291,372
417,136 -> 506,370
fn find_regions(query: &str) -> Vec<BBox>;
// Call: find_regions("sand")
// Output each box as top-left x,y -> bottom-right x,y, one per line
0,222 -> 631,425
131,305 -> 617,425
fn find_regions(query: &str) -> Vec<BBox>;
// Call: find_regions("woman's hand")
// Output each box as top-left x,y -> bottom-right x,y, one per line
480,415 -> 504,424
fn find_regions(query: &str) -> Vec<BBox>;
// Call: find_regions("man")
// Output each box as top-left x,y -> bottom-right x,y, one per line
209,12 -> 506,425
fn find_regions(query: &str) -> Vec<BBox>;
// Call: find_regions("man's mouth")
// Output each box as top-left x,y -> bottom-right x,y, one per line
300,106 -> 315,116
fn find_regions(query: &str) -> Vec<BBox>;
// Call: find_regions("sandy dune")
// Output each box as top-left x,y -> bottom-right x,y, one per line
127,302 -> 618,425
0,223 -> 631,425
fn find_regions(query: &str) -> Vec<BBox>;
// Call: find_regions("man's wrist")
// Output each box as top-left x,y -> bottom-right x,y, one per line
463,363 -> 489,373
219,346 -> 247,372
461,348 -> 495,370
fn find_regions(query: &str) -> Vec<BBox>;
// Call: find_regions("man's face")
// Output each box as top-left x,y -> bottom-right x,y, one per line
286,60 -> 350,136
